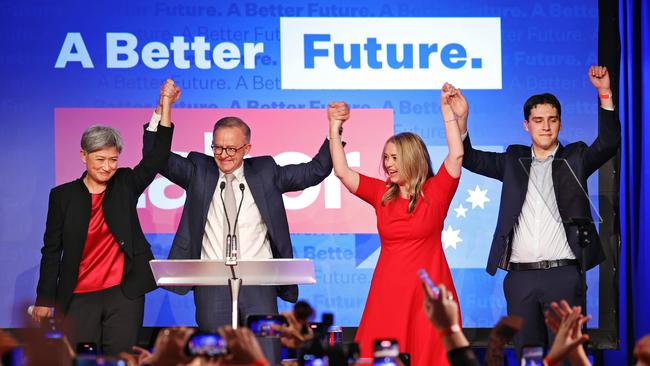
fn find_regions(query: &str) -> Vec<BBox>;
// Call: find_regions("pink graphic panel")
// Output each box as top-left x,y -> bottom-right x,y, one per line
55,108 -> 393,234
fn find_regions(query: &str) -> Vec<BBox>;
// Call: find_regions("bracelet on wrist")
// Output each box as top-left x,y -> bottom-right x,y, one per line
598,91 -> 612,99
250,359 -> 270,366
444,119 -> 458,124
543,355 -> 559,366
439,324 -> 461,337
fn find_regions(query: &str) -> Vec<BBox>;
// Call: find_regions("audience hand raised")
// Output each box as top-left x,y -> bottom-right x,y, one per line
423,283 -> 459,331
271,311 -> 313,349
217,326 -> 269,366
144,327 -> 194,366
545,301 -> 591,366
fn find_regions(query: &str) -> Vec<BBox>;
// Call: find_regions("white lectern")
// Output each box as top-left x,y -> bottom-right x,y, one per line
150,259 -> 316,328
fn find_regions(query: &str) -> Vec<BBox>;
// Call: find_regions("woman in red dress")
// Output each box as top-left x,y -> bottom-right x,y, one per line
328,84 -> 467,366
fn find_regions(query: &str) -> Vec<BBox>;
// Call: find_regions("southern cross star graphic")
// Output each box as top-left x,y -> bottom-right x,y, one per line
466,185 -> 490,209
441,224 -> 462,249
454,203 -> 468,218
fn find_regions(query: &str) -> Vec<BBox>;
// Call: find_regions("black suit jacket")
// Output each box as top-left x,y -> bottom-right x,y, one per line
143,127 -> 333,303
462,109 -> 620,275
35,125 -> 173,315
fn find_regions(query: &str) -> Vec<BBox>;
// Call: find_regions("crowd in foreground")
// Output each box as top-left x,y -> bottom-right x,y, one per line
3,282 -> 650,366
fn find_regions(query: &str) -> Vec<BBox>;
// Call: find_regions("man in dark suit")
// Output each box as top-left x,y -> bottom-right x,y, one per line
448,66 -> 620,355
32,80 -> 177,355
144,104 -> 347,363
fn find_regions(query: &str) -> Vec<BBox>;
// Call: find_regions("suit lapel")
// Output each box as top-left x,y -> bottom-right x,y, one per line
102,176 -> 134,257
244,160 -> 273,232
551,143 -> 567,216
202,161 -> 221,226
74,176 -> 93,256
516,149 -> 533,205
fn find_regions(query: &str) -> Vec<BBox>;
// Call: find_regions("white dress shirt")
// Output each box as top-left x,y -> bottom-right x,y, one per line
201,165 -> 272,260
510,144 -> 575,262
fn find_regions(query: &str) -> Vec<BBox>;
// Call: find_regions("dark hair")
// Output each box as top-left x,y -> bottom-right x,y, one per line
523,93 -> 561,121
212,116 -> 251,143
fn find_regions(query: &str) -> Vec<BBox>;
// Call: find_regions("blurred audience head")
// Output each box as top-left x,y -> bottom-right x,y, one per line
635,335 -> 650,366
293,301 -> 314,324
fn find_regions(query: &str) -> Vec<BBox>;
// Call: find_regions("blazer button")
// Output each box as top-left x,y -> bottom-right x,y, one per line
119,240 -> 125,246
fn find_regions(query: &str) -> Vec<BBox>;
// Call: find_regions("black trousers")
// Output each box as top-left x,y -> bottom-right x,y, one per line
64,285 -> 144,356
503,264 -> 584,359
194,285 -> 281,365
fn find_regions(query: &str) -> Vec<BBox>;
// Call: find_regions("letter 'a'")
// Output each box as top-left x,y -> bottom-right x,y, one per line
55,33 -> 94,68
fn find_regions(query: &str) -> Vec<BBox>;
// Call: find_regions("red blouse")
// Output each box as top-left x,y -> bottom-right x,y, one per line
73,191 -> 124,293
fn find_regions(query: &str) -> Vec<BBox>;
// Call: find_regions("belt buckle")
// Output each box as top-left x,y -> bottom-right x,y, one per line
542,260 -> 551,269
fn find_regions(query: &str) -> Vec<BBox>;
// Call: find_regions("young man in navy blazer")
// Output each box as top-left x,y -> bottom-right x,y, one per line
451,66 -> 619,356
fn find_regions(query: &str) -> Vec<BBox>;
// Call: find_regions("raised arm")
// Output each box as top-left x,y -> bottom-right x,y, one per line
584,65 -> 621,174
158,79 -> 178,128
131,80 -> 178,194
440,83 -> 465,178
328,101 -> 359,193
590,65 -> 614,110
142,81 -> 196,190
456,87 -> 507,181
154,80 -> 180,120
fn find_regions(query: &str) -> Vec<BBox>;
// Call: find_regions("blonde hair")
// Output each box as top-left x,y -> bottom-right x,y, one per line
381,132 -> 434,213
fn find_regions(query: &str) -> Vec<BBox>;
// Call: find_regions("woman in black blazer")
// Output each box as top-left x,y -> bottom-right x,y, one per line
31,80 -> 179,355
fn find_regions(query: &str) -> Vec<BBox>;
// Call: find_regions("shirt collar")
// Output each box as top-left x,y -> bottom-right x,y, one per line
531,143 -> 559,161
219,164 -> 245,182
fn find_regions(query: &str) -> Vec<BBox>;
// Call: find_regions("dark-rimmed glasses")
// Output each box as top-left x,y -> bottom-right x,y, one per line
211,144 -> 248,157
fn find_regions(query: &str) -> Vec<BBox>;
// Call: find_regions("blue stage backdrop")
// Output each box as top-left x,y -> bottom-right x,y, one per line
0,0 -> 601,328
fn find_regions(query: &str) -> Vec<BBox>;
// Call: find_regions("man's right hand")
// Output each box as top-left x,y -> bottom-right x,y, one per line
31,306 -> 52,323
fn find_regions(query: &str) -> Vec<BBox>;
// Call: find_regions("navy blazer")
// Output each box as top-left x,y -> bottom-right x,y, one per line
462,109 -> 620,275
144,127 -> 333,302
36,125 -> 173,314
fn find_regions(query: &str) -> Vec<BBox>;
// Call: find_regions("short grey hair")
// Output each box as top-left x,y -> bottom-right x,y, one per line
81,125 -> 123,154
213,117 -> 251,143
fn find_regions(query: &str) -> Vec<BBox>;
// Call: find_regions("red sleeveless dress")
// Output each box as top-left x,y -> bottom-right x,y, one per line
353,163 -> 461,366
